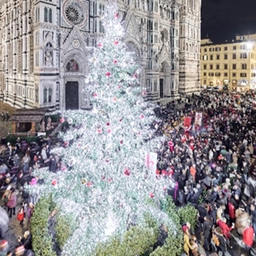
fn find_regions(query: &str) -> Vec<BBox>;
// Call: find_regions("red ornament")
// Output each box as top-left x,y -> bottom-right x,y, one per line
106,72 -> 111,77
150,193 -> 154,198
120,140 -> 123,144
107,129 -> 111,133
113,97 -> 117,102
97,129 -> 102,134
86,181 -> 92,187
61,166 -> 66,171
64,141 -> 69,147
114,13 -> 119,19
102,176 -> 105,180
142,91 -> 146,95
93,93 -> 98,97
106,122 -> 110,126
108,178 -> 113,182
97,42 -> 103,48
113,59 -> 117,64
134,74 -> 138,78
51,179 -> 57,186
114,40 -> 119,45
124,168 -> 131,176
118,85 -> 121,89
140,114 -> 145,119
60,117 -> 65,123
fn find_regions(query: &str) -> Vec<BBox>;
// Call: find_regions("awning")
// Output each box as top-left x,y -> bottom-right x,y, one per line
8,108 -> 47,123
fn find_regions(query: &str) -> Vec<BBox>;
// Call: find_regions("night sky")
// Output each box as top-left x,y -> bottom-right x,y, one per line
201,0 -> 256,43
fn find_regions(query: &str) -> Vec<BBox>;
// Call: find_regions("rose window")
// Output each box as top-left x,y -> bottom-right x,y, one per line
65,4 -> 84,25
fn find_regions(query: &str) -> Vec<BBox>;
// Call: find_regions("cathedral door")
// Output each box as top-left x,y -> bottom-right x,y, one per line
160,79 -> 164,98
65,81 -> 79,110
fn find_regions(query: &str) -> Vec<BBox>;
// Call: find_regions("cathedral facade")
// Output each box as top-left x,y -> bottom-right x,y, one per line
0,0 -> 201,110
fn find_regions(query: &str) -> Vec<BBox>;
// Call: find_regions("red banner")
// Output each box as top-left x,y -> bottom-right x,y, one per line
184,116 -> 191,128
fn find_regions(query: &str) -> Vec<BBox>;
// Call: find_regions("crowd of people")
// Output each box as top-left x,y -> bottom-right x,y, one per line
154,89 -> 256,255
0,136 -> 61,255
1,89 -> 256,255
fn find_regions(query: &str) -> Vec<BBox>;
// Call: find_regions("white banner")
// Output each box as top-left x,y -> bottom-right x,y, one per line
195,112 -> 203,126
145,152 -> 157,180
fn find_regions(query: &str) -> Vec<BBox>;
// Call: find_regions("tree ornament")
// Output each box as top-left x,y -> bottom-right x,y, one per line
124,168 -> 131,176
106,72 -> 111,77
81,179 -> 87,184
114,13 -> 118,19
107,129 -> 111,133
97,42 -> 103,48
93,93 -> 98,97
67,117 -> 73,124
86,181 -> 92,187
114,40 -> 119,45
51,179 -> 57,186
140,114 -> 145,119
120,140 -> 123,144
150,192 -> 154,198
64,141 -> 69,147
113,97 -> 117,102
113,59 -> 117,64
60,117 -> 65,123
97,129 -> 102,134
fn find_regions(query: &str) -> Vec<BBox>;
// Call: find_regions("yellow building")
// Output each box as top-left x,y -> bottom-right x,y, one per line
200,34 -> 256,92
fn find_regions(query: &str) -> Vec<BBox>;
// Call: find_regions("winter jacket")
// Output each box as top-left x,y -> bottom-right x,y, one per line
243,226 -> 254,247
227,201 -> 236,219
6,191 -> 18,208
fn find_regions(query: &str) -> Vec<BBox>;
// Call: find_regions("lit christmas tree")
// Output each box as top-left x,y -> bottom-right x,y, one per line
28,2 -> 176,255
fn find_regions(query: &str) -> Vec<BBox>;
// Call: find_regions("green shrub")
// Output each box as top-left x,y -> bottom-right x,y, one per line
31,195 -> 56,256
122,226 -> 158,256
149,233 -> 183,256
96,214 -> 159,256
56,213 -> 77,250
161,196 -> 180,231
96,236 -> 124,256
177,204 -> 198,232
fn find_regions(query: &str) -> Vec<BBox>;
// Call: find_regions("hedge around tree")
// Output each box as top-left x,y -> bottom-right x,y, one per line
31,196 -> 198,256
30,195 -> 57,256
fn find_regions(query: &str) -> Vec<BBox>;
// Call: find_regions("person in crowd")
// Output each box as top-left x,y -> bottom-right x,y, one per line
17,231 -> 32,251
6,188 -> 18,218
0,240 -> 8,256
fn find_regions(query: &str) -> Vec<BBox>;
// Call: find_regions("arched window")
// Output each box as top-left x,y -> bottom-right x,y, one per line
44,7 -> 53,23
49,8 -> 52,23
43,88 -> 47,103
66,59 -> 79,72
44,7 -> 48,22
48,88 -> 52,102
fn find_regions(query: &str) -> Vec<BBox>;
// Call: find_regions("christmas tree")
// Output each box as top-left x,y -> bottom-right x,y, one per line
27,2 -> 176,255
